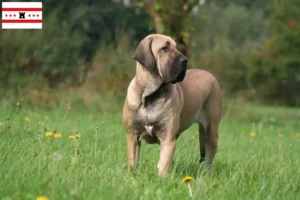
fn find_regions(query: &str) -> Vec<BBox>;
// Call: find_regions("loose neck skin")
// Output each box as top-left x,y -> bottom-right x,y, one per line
134,62 -> 165,107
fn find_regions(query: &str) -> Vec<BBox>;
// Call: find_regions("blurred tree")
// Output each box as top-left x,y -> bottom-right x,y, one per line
1,0 -> 299,107
0,0 -> 151,88
247,0 -> 300,105
136,0 -> 199,57
206,0 -> 270,10
38,0 -> 151,86
0,30 -> 41,90
190,2 -> 267,93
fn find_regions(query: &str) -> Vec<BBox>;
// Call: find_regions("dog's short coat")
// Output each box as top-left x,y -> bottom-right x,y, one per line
122,34 -> 222,176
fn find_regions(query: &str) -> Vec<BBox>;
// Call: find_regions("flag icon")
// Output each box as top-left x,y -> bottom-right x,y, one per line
2,2 -> 42,29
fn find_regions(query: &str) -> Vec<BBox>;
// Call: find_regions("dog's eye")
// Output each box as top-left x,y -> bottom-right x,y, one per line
161,46 -> 168,52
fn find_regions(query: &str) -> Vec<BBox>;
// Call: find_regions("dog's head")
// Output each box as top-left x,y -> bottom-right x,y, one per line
133,34 -> 188,84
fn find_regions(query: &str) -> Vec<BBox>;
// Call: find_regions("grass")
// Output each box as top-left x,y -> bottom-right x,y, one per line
0,102 -> 299,200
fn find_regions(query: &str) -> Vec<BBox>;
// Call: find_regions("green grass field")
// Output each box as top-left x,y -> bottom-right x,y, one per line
0,103 -> 299,200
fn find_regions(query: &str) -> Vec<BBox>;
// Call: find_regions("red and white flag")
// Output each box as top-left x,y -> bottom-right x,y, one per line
2,2 -> 42,29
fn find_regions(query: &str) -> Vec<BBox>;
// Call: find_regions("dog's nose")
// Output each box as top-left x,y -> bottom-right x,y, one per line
180,56 -> 188,64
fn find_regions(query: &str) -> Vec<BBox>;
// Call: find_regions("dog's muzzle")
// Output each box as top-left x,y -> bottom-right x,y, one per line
171,56 -> 188,84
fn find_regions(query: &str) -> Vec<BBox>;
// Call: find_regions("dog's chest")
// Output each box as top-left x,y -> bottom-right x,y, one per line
138,103 -> 164,123
132,102 -> 167,143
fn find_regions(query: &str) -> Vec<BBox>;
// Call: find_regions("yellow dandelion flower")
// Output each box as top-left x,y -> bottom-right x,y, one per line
182,176 -> 194,184
182,176 -> 194,197
25,117 -> 31,122
69,135 -> 75,139
74,134 -> 80,138
0,122 -> 3,126
296,133 -> 300,138
36,196 -> 48,200
45,116 -> 49,120
89,115 -> 94,119
45,132 -> 53,137
54,133 -> 62,138
250,132 -> 256,137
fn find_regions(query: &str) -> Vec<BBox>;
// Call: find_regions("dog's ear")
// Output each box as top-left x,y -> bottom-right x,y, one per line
133,37 -> 155,70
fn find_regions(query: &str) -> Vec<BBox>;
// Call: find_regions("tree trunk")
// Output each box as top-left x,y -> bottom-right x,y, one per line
145,0 -> 199,58
147,0 -> 164,33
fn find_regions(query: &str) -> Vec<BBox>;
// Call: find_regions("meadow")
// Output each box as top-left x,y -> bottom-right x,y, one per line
0,102 -> 299,200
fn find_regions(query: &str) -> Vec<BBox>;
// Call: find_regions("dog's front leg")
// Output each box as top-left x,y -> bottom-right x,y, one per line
158,139 -> 176,176
127,132 -> 141,170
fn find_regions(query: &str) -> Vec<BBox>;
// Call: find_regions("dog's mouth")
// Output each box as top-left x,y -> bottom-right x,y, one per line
171,63 -> 187,84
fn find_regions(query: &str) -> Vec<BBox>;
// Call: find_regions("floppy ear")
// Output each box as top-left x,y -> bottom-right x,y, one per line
133,37 -> 155,70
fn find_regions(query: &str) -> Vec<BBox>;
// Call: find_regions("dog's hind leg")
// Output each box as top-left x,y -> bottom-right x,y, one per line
197,82 -> 222,170
198,122 -> 206,163
197,112 -> 219,171
203,122 -> 219,170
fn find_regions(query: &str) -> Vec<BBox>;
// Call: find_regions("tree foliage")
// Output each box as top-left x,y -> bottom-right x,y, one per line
247,0 -> 300,105
0,0 -> 151,88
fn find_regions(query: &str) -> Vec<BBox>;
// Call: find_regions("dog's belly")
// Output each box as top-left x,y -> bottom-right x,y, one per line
178,121 -> 194,135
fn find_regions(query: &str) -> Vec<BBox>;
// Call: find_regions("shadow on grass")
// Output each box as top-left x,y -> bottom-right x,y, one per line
173,156 -> 206,178
172,154 -> 241,181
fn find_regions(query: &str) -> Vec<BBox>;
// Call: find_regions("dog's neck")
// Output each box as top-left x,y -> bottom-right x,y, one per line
135,63 -> 167,107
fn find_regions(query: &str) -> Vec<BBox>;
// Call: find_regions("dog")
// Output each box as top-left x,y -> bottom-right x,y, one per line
122,34 -> 222,176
